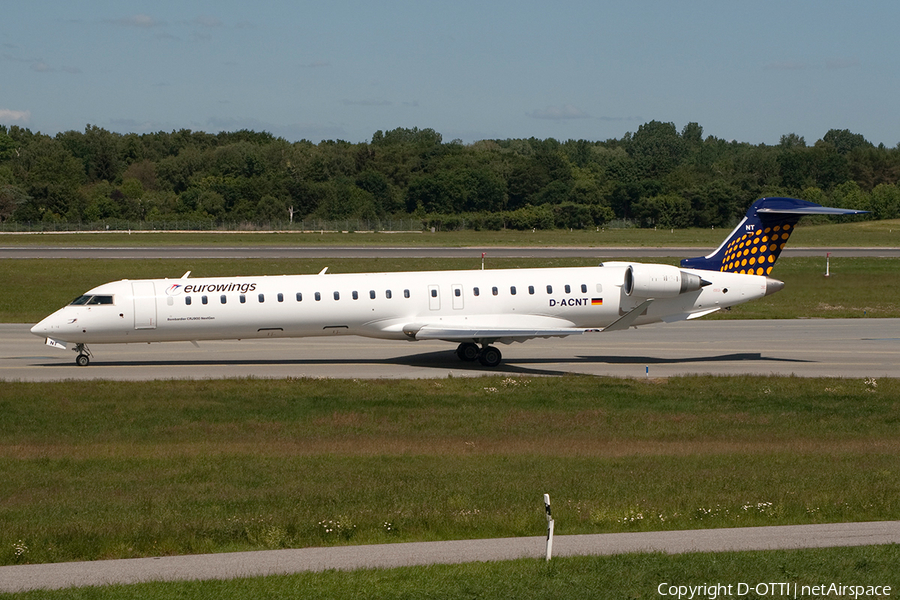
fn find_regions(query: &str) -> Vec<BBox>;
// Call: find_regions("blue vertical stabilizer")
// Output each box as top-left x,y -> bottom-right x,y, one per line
680,197 -> 866,274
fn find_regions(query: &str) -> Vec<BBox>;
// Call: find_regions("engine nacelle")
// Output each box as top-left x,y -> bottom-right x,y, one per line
623,264 -> 707,298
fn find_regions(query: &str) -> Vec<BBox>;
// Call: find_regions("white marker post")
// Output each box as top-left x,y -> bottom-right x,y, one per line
543,493 -> 554,561
825,252 -> 831,277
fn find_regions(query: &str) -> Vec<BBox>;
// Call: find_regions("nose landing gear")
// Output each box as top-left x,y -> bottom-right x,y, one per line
74,343 -> 92,367
455,342 -> 502,367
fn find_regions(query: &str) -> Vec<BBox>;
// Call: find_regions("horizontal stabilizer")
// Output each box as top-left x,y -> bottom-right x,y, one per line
757,206 -> 868,215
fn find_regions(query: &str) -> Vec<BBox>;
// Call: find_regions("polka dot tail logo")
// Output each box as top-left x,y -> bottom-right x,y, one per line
721,222 -> 793,275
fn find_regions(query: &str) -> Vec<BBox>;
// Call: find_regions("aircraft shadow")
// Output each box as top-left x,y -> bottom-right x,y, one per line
571,352 -> 812,365
36,350 -> 812,378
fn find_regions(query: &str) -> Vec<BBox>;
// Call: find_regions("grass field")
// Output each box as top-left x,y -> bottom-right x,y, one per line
3,546 -> 899,599
2,225 -> 898,597
2,375 -> 898,567
1,217 -> 899,247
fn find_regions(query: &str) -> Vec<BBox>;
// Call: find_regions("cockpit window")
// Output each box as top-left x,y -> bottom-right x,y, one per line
70,295 -> 114,306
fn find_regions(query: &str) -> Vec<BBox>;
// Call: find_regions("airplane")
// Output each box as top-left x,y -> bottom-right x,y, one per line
31,197 -> 866,368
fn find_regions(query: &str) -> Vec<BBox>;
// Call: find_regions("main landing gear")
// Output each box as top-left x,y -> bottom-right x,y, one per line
455,342 -> 502,367
74,343 -> 92,367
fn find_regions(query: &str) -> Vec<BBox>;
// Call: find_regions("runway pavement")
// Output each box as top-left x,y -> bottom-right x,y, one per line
2,521 -> 899,592
3,318 -> 898,380
3,246 -> 900,259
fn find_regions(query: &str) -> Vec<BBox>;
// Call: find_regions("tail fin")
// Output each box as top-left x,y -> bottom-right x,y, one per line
680,197 -> 867,274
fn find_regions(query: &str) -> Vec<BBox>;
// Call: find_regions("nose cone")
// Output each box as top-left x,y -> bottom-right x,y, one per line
30,318 -> 49,337
764,277 -> 785,296
30,310 -> 66,338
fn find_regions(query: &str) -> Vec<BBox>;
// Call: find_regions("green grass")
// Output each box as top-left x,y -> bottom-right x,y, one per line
2,217 -> 899,247
2,375 -> 899,566
2,256 -> 898,322
709,256 -> 900,319
3,546 -> 900,599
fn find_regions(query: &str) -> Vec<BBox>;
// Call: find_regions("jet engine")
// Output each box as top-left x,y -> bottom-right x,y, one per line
623,264 -> 708,298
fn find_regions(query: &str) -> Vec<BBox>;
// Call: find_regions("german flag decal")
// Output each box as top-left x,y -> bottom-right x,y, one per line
591,298 -> 603,306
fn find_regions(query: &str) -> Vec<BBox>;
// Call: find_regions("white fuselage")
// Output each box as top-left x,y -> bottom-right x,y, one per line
31,264 -> 772,347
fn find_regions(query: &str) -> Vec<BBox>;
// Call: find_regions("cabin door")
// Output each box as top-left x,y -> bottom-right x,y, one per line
427,285 -> 441,310
451,284 -> 464,310
132,281 -> 157,329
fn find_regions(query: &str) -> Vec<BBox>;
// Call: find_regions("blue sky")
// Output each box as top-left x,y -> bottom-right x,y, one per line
2,1 -> 898,146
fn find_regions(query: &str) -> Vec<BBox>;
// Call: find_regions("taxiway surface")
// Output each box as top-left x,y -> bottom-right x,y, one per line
3,521 -> 899,592
3,318 -> 898,380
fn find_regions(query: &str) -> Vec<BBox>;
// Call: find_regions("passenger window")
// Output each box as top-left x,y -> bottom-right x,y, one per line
473,287 -> 480,296
370,290 -> 376,299
296,292 -> 303,302
454,288 -> 461,297
334,291 -> 340,300
385,290 -> 392,299
546,285 -> 553,294
202,296 -> 208,305
528,285 -> 535,295
315,292 -> 321,301
258,294 -> 265,303
185,296 -> 192,305
220,295 -> 227,304
278,293 -> 284,303
431,289 -> 438,298
492,286 -> 498,296
404,289 -> 410,298
510,286 -> 516,295
352,291 -> 359,300
565,284 -> 571,294
581,284 -> 587,293
240,294 -> 246,304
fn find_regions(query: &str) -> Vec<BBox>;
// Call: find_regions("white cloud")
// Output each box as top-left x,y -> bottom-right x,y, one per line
527,105 -> 590,120
826,58 -> 860,70
299,60 -> 331,69
110,14 -> 162,28
764,61 -> 809,71
0,109 -> 31,123
342,99 -> 392,107
192,15 -> 223,28
764,58 -> 860,71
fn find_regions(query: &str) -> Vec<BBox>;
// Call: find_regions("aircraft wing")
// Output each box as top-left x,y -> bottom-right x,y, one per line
403,300 -> 655,343
409,324 -> 592,344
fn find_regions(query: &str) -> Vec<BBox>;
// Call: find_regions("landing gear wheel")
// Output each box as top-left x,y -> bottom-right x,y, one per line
456,342 -> 480,362
73,343 -> 92,367
478,345 -> 502,367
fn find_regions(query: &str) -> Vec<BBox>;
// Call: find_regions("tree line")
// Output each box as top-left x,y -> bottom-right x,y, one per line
1,121 -> 898,230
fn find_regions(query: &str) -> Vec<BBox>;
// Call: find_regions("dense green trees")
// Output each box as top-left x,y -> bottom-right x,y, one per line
0,122 -> 896,229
